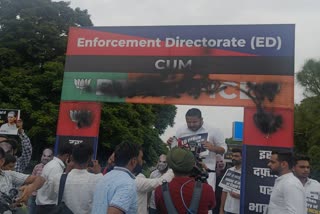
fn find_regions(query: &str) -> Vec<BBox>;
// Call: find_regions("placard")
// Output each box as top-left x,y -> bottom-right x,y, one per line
219,168 -> 241,194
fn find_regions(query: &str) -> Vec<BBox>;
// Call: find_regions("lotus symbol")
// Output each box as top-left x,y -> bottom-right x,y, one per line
69,110 -> 93,128
74,79 -> 91,94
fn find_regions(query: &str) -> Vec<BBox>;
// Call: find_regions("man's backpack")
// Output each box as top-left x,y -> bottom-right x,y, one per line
161,180 -> 203,214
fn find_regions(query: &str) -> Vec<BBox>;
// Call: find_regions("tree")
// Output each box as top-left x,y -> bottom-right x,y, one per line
0,0 -> 93,160
296,59 -> 320,97
0,0 -> 177,166
295,58 -> 320,180
294,97 -> 320,179
98,103 -> 176,166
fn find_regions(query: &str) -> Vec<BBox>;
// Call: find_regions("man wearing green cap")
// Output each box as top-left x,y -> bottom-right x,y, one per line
155,147 -> 215,213
167,108 -> 227,191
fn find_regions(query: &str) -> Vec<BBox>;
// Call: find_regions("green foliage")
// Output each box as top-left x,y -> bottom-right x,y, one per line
152,105 -> 177,135
294,97 -> 320,151
308,145 -> 320,179
98,103 -> 174,167
296,59 -> 320,97
0,0 -> 176,166
225,137 -> 242,145
294,96 -> 320,177
0,0 -> 92,157
295,58 -> 320,180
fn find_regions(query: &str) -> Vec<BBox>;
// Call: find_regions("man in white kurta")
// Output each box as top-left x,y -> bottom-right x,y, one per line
149,154 -> 170,214
52,143 -> 103,214
35,143 -> 73,213
220,148 -> 242,214
136,169 -> 174,214
266,151 -> 306,214
293,154 -> 320,213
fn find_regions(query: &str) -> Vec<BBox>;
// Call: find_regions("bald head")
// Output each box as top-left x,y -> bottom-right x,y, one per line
157,154 -> 168,173
216,154 -> 225,170
41,148 -> 53,165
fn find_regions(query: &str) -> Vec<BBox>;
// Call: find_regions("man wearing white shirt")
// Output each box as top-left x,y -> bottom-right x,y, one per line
52,143 -> 103,214
35,142 -> 73,213
149,154 -> 170,214
220,148 -> 242,214
136,168 -> 174,214
266,151 -> 306,214
167,108 -> 227,190
293,154 -> 320,213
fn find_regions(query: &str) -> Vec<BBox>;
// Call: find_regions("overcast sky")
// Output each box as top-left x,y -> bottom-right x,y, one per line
66,0 -> 320,139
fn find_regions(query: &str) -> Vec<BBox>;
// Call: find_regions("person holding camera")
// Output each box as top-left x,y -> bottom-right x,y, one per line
167,108 -> 227,191
155,147 -> 215,214
0,147 -> 45,207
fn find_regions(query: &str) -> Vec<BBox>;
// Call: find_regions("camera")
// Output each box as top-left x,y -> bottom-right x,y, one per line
191,161 -> 209,183
0,188 -> 19,213
88,160 -> 94,167
179,140 -> 214,183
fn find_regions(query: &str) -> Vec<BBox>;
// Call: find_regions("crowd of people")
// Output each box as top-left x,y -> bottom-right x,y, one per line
0,107 -> 319,214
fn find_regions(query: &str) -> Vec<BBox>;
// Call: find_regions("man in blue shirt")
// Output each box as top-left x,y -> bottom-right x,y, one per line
91,141 -> 143,214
